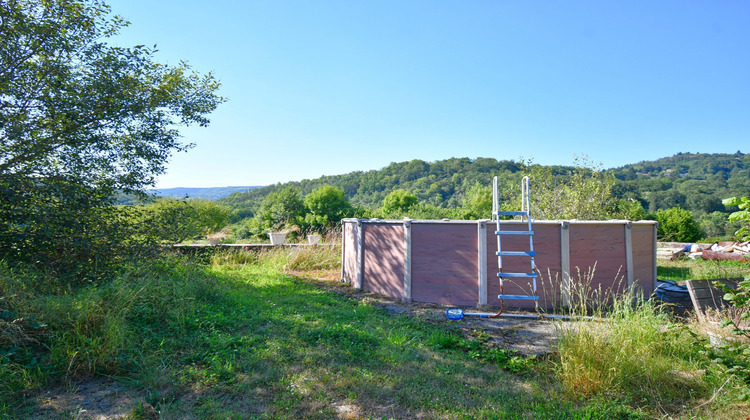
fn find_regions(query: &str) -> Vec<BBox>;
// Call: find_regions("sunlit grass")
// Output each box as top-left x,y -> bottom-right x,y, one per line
2,250 -> 749,417
658,258 -> 749,281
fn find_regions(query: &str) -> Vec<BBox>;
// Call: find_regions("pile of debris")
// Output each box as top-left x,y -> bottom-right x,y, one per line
657,241 -> 750,261
702,241 -> 750,262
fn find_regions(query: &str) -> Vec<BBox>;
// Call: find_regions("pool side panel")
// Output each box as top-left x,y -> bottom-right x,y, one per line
411,223 -> 478,306
568,223 -> 628,295
362,223 -> 404,298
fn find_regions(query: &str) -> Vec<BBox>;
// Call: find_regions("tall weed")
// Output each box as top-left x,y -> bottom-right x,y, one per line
0,255 -> 221,399
251,244 -> 341,272
554,282 -> 720,410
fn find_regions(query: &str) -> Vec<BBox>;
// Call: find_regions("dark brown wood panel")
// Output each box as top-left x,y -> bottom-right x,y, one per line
362,224 -> 404,298
411,223 -> 478,306
569,223 -> 627,297
686,278 -> 740,322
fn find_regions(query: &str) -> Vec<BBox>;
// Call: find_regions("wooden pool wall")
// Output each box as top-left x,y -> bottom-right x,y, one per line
340,219 -> 657,309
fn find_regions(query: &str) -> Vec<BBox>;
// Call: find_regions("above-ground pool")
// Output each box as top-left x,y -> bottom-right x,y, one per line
341,218 -> 657,310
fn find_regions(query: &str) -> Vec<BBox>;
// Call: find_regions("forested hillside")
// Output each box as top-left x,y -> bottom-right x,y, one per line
221,152 -> 749,224
610,151 -> 749,213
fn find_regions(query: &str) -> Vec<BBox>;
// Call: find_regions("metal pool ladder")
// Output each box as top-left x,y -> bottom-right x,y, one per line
492,175 -> 538,314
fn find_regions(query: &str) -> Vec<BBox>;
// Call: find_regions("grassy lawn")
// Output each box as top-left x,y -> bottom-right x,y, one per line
657,258 -> 749,282
1,248 -> 749,418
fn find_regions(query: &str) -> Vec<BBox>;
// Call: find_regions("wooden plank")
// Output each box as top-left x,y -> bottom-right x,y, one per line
686,278 -> 741,322
411,223 -> 478,306
362,223 -> 404,298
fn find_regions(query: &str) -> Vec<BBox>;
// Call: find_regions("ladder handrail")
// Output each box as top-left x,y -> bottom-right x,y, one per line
493,175 -> 537,316
492,176 -> 499,221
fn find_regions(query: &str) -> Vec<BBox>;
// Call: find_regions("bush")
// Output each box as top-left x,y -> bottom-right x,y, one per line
651,207 -> 703,242
711,274 -> 750,400
300,185 -> 353,232
137,198 -> 230,243
723,196 -> 750,240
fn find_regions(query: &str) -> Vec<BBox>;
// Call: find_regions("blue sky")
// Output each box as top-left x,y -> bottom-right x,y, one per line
106,0 -> 749,188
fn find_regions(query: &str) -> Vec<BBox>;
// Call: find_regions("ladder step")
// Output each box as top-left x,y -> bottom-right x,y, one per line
497,251 -> 536,257
498,294 -> 540,301
495,230 -> 534,235
497,272 -> 538,278
495,211 -> 528,216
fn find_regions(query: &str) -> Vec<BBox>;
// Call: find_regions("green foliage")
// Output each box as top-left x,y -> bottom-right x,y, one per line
304,185 -> 353,221
612,198 -> 649,221
612,152 -> 749,224
651,207 -> 703,242
723,196 -> 750,240
0,0 -> 222,278
699,211 -> 743,240
298,185 -> 353,233
137,198 -> 230,243
462,182 -> 493,219
259,187 -> 304,229
221,153 -> 748,234
527,156 -> 619,220
555,293 -> 719,408
220,157 -> 526,214
709,274 -> 750,400
0,177 -> 148,280
382,189 -> 418,214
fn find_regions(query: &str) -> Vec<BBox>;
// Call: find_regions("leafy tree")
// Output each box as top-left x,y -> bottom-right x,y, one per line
651,207 -> 703,242
298,185 -> 353,233
138,198 -> 230,243
382,189 -> 418,214
256,187 -> 304,231
303,185 -> 353,223
612,198 -> 648,221
0,0 -> 223,278
723,196 -> 750,240
527,156 -> 618,220
462,182 -> 493,219
698,211 -> 742,240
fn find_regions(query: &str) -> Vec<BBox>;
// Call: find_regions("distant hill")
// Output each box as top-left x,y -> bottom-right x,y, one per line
150,186 -> 262,200
219,152 -> 749,221
609,151 -> 749,213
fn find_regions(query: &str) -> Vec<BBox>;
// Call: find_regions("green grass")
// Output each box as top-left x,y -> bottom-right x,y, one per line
555,295 -> 718,409
1,250 -> 748,418
658,258 -> 750,281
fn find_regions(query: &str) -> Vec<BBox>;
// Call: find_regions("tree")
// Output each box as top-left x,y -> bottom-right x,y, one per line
462,182 -> 493,219
527,156 -> 618,220
0,0 -> 223,277
257,187 -> 304,231
304,185 -> 353,223
299,185 -> 353,233
651,207 -> 703,242
382,189 -> 418,214
138,198 -> 230,243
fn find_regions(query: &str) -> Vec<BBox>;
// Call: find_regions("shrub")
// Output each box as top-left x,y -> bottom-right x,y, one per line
711,274 -> 750,400
651,207 -> 703,242
723,196 -> 750,240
